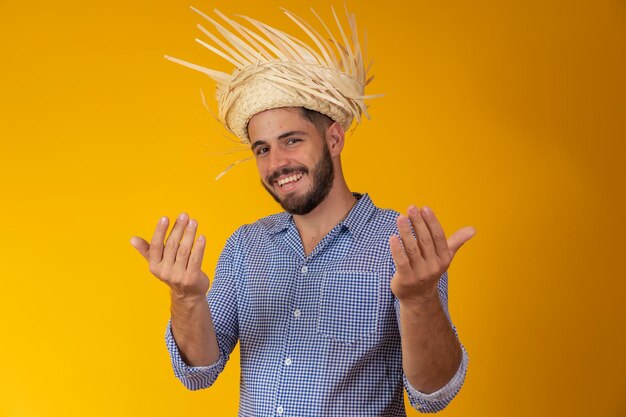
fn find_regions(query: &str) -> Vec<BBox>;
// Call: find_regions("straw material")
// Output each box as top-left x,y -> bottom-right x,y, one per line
164,5 -> 381,144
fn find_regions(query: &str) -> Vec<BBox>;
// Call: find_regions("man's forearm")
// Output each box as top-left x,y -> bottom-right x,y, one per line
170,295 -> 220,366
399,294 -> 462,394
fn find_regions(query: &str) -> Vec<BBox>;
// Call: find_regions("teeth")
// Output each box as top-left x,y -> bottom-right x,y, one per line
277,173 -> 304,186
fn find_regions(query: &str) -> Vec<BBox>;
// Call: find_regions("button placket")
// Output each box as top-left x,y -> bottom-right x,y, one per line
276,259 -> 305,415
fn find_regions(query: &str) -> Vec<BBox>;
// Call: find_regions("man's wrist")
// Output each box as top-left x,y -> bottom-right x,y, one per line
398,290 -> 441,315
170,292 -> 208,311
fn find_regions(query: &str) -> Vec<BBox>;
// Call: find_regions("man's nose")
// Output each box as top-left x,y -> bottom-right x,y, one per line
268,147 -> 290,171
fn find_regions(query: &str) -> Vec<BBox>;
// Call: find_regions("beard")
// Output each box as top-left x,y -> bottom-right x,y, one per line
261,142 -> 335,215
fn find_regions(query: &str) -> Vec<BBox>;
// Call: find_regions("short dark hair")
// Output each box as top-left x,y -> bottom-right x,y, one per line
298,108 -> 334,136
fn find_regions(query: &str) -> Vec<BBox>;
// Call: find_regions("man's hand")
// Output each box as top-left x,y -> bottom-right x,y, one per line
130,213 -> 209,302
389,205 -> 475,303
131,213 -> 219,366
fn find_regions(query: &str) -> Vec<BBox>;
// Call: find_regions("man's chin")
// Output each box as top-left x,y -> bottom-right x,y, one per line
263,183 -> 301,208
278,193 -> 307,212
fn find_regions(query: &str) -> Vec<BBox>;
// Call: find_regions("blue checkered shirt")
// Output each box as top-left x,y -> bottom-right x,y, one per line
165,193 -> 468,415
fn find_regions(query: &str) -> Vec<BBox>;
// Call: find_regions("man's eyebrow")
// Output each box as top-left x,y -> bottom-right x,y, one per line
250,131 -> 308,151
278,130 -> 308,140
251,140 -> 267,152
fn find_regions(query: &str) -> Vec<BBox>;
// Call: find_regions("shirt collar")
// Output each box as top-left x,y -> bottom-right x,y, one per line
266,192 -> 377,239
339,192 -> 377,238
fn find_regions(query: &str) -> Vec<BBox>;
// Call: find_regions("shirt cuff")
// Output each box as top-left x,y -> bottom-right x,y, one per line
404,344 -> 469,412
165,320 -> 227,390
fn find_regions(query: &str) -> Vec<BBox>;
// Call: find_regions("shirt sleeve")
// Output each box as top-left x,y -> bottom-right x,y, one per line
394,271 -> 469,413
403,342 -> 469,413
164,228 -> 242,390
164,318 -> 230,390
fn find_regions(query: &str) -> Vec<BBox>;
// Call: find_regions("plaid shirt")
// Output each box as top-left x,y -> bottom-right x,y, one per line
165,193 -> 468,416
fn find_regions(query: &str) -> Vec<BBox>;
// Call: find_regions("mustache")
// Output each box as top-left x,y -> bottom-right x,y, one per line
267,166 -> 309,184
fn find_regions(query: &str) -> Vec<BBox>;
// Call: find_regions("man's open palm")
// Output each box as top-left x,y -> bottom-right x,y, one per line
130,213 -> 209,301
389,205 -> 475,302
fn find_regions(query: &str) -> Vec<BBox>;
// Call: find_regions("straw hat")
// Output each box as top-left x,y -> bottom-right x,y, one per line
165,5 -> 381,144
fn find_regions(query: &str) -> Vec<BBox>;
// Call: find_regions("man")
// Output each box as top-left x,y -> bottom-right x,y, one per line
130,6 -> 475,415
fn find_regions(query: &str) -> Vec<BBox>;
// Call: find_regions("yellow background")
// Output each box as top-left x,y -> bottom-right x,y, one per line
1,0 -> 625,415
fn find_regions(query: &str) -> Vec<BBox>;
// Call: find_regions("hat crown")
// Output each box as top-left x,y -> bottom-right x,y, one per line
165,6 -> 379,144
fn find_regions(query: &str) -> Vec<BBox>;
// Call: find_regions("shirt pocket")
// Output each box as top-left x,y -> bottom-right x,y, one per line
317,270 -> 380,344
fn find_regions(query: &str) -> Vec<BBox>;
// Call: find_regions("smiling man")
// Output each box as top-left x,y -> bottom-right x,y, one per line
130,6 -> 475,416
253,108 -> 337,218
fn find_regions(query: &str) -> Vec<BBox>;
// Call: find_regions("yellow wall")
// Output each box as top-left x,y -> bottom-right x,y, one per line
1,0 -> 624,415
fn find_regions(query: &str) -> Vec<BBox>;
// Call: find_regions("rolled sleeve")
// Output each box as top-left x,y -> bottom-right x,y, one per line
403,344 -> 469,413
164,319 -> 228,390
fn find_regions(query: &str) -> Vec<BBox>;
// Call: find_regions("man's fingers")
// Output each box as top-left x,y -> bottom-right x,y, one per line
407,206 -> 436,260
174,218 -> 198,270
447,226 -> 477,256
397,214 -> 422,265
149,216 -> 170,263
162,213 -> 190,264
130,236 -> 150,261
420,206 -> 449,258
389,235 -> 413,276
187,234 -> 206,272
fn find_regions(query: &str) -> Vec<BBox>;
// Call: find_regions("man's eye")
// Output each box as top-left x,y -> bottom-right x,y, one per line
286,138 -> 302,145
256,147 -> 269,155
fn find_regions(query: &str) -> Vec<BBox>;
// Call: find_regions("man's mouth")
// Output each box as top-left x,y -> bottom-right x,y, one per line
276,173 -> 305,188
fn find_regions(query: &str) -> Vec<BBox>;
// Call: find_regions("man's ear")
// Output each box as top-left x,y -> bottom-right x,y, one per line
325,122 -> 345,156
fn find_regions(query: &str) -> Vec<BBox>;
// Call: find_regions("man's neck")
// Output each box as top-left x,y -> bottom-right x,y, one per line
292,180 -> 357,256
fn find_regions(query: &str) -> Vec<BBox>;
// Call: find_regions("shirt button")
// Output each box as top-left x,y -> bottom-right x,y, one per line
301,265 -> 308,274
284,358 -> 292,366
277,406 -> 284,415
293,309 -> 301,318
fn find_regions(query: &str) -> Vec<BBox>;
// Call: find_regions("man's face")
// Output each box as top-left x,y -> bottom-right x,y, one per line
248,108 -> 335,215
